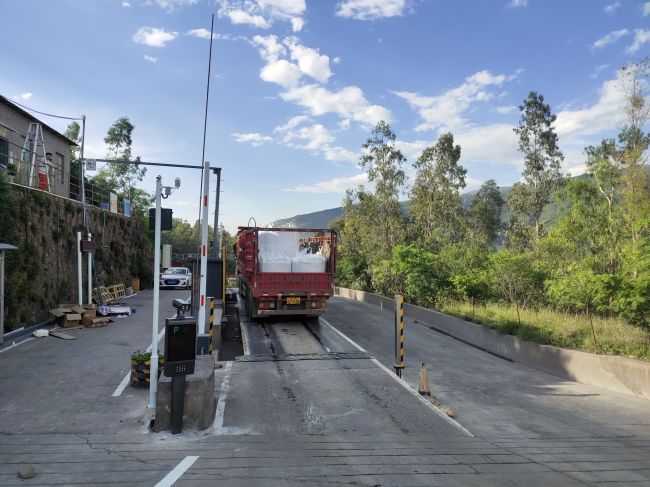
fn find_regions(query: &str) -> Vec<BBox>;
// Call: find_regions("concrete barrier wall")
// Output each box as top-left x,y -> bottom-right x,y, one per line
335,287 -> 650,400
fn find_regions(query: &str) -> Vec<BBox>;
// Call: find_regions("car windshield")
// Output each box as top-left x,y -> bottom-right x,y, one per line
166,268 -> 186,275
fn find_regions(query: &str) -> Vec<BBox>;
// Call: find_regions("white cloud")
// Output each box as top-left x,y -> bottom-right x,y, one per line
253,36 -> 332,84
333,56 -> 342,64
253,35 -> 286,62
456,124 -> 520,167
274,115 -> 310,132
122,1 -> 131,6
258,0 -> 306,17
281,84 -> 391,125
18,92 -> 33,100
251,36 -> 385,128
626,29 -> 650,54
397,124 -> 520,170
133,27 -> 178,47
231,132 -> 273,145
290,17 -> 304,32
338,118 -> 351,129
508,0 -> 527,7
336,0 -> 406,20
218,0 -> 305,29
604,1 -> 620,14
148,0 -> 198,12
285,36 -> 332,83
228,9 -> 271,28
496,105 -> 516,114
275,116 -> 358,162
592,28 -> 629,50
555,75 -> 626,140
186,29 -> 248,42
644,2 -> 650,16
323,145 -> 359,162
186,28 -> 213,39
260,59 -> 302,87
286,173 -> 367,193
394,72 -> 633,177
144,54 -> 158,63
283,123 -> 335,150
394,69 -> 516,131
590,63 -> 610,79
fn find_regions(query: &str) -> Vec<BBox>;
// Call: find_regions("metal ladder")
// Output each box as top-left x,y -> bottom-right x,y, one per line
18,122 -> 49,191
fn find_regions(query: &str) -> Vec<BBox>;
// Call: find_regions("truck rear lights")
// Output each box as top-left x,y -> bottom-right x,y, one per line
258,302 -> 276,310
310,300 -> 326,309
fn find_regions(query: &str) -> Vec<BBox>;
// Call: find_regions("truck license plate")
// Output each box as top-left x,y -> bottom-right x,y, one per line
287,297 -> 300,305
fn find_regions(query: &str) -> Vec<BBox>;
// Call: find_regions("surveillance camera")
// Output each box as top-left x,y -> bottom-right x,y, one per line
175,177 -> 181,189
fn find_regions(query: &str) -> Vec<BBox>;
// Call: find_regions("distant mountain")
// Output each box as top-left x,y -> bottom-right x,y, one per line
271,188 -> 511,229
271,170 -> 647,230
271,207 -> 345,229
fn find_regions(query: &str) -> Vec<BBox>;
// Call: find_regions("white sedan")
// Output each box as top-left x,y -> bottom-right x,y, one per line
159,267 -> 192,289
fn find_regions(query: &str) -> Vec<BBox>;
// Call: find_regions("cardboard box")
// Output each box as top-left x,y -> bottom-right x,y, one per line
62,313 -> 82,328
82,316 -> 110,328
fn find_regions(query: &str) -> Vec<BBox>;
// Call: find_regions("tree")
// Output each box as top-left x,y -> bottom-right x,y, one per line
618,59 -> 650,245
64,121 -> 81,174
103,117 -> 146,200
546,269 -> 610,346
541,177 -> 614,274
488,250 -> 544,325
469,179 -> 504,244
451,269 -> 488,319
356,121 -> 408,260
372,243 -> 447,308
511,91 -> 564,241
410,132 -> 466,248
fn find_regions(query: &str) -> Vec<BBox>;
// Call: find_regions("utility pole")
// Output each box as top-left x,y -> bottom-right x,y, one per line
197,160 -> 210,334
148,176 -> 163,409
212,168 -> 221,258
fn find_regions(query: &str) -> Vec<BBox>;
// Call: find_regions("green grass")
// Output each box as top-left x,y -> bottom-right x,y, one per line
440,301 -> 650,361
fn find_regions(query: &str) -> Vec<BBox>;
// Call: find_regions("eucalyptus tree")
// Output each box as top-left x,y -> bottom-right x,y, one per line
469,179 -> 504,244
409,132 -> 466,249
510,91 -> 564,242
358,121 -> 408,260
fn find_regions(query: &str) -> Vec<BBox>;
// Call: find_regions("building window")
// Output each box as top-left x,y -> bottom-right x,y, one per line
0,137 -> 7,168
56,152 -> 65,183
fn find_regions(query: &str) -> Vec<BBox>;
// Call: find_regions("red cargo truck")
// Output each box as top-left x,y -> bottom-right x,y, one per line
236,226 -> 337,319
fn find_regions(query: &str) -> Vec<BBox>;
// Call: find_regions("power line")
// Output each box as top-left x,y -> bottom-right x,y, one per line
7,98 -> 82,121
198,13 -> 215,224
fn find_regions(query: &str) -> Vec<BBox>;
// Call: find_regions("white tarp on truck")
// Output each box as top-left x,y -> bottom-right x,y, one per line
258,232 -> 326,273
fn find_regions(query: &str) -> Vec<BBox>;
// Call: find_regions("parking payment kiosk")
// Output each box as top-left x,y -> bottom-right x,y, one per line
164,317 -> 197,434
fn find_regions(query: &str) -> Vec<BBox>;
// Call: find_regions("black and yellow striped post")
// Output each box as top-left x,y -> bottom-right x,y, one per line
394,294 -> 405,377
209,297 -> 215,355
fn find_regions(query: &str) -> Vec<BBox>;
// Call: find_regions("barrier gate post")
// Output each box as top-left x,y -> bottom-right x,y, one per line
394,294 -> 405,377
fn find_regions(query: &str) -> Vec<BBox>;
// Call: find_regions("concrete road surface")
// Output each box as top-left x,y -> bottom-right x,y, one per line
0,292 -> 648,486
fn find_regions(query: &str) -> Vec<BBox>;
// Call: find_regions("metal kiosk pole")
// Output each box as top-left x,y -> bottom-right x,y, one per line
164,300 -> 196,435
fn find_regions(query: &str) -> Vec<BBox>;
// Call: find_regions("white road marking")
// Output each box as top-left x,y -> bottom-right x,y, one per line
112,327 -> 166,397
213,361 -> 233,432
0,337 -> 34,354
111,373 -> 131,398
147,327 -> 167,353
154,455 -> 199,487
319,317 -> 368,352
319,317 -> 474,437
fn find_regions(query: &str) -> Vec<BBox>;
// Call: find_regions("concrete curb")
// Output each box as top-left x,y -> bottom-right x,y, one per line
335,287 -> 650,400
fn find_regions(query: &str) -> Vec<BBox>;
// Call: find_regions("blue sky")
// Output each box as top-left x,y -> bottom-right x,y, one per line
1,0 -> 649,232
